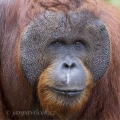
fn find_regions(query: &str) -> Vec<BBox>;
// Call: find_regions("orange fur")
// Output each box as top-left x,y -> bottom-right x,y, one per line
0,0 -> 120,119
37,63 -> 93,119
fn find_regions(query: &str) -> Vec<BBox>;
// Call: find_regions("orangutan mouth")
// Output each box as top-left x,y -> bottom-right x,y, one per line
50,87 -> 83,97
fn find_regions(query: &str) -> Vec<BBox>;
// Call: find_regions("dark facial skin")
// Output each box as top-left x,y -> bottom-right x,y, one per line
20,9 -> 110,119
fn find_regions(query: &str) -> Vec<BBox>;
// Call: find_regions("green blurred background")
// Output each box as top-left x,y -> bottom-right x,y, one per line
106,0 -> 120,8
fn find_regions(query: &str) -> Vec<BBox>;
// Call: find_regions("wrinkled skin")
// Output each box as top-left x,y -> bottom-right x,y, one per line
1,0 -> 120,120
20,10 -> 110,119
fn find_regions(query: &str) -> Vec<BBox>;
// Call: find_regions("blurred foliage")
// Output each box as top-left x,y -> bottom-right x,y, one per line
105,0 -> 120,8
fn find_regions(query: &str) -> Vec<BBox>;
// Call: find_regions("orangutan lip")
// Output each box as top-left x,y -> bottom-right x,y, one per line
50,87 -> 82,97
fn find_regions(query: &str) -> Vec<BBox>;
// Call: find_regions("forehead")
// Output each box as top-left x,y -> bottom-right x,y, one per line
27,10 -> 99,39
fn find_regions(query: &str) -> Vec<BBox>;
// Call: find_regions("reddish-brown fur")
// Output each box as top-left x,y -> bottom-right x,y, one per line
0,0 -> 120,120
37,63 -> 93,119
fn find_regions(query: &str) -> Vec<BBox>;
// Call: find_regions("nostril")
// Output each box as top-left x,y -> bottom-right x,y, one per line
63,63 -> 70,68
71,63 -> 76,68
63,63 -> 76,69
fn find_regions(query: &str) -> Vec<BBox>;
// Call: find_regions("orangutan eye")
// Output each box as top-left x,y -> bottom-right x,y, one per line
74,41 -> 82,46
52,40 -> 62,46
